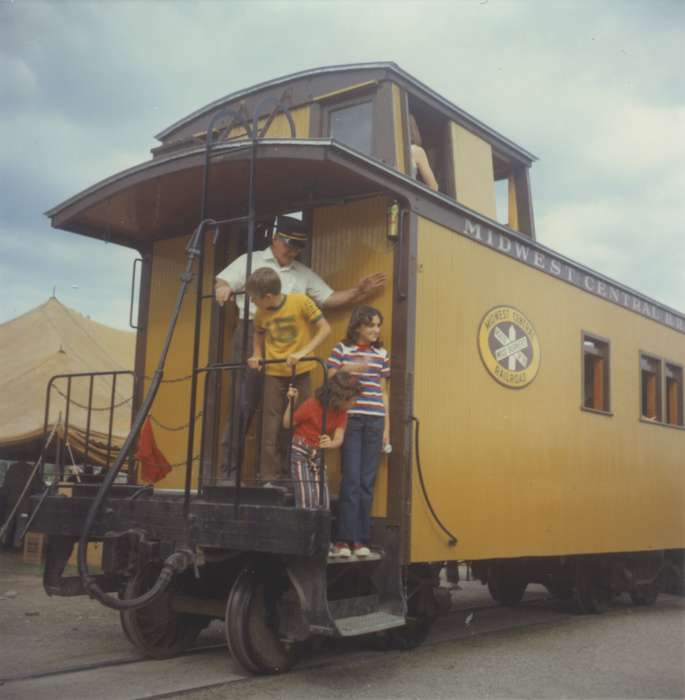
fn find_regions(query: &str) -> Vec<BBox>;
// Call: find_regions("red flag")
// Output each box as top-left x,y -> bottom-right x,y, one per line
136,417 -> 171,483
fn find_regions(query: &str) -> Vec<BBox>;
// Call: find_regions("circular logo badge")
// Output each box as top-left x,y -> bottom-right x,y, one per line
477,306 -> 540,389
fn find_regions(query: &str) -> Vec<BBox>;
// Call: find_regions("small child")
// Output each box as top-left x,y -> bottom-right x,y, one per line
247,267 -> 331,483
327,306 -> 390,558
283,372 -> 361,510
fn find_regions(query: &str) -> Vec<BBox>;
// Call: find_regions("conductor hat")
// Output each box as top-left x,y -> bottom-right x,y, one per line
273,215 -> 308,249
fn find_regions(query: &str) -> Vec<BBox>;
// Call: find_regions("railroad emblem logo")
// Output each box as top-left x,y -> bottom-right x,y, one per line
478,306 -> 540,388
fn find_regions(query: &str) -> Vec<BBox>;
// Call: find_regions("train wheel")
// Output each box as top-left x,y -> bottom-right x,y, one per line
385,564 -> 437,650
487,563 -> 527,606
120,564 -> 208,658
544,582 -> 575,600
575,558 -> 611,614
630,583 -> 659,606
225,568 -> 260,674
225,564 -> 297,674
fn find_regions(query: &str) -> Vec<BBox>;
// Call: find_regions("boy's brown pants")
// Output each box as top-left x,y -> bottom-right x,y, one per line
260,371 -> 310,481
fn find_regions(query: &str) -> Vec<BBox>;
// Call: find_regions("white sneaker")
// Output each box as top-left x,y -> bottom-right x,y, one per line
352,544 -> 371,557
332,542 -> 352,558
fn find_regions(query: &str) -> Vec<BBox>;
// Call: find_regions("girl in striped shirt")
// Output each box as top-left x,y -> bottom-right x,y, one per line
327,306 -> 390,558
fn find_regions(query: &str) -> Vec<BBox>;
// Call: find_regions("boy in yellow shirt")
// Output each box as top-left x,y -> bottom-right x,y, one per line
247,267 -> 331,482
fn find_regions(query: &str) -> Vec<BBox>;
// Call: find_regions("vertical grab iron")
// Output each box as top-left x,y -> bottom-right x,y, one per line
183,98 -> 296,512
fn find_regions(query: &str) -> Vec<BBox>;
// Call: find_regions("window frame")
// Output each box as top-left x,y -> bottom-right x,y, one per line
406,94 -> 451,196
492,152 -> 535,237
580,331 -> 612,416
665,360 -> 684,428
640,351 -> 663,424
322,91 -> 377,158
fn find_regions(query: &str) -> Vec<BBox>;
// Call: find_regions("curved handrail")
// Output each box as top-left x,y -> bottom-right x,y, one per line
253,95 -> 297,139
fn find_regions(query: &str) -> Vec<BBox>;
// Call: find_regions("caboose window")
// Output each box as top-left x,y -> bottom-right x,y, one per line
582,334 -> 610,413
406,98 -> 449,194
641,354 -> 662,422
328,100 -> 373,155
665,362 -> 684,427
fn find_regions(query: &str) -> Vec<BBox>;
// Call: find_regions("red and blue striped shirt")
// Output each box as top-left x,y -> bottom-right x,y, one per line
326,342 -> 390,417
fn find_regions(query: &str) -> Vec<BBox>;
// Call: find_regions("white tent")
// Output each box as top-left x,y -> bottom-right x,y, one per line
0,297 -> 135,465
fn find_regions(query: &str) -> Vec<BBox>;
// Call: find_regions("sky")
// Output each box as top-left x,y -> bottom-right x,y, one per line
1,0 -> 683,330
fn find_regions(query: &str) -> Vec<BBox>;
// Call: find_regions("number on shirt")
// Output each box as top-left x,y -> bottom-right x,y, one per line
267,315 -> 298,343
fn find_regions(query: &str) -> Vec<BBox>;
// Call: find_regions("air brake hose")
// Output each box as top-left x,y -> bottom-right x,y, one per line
77,222 -> 214,611
411,416 -> 458,547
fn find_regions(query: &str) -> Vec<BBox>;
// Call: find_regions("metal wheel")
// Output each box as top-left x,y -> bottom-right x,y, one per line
385,564 -> 437,650
630,582 -> 659,606
487,563 -> 527,606
544,582 -> 575,600
225,568 -> 260,673
575,558 -> 612,614
120,563 -> 208,659
225,564 -> 298,674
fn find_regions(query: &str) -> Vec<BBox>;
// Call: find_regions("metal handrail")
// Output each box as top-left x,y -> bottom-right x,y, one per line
43,370 -> 136,479
185,96 -> 298,513
195,356 -> 329,514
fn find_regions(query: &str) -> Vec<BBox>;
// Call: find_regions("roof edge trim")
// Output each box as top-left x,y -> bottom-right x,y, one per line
45,139 -> 681,322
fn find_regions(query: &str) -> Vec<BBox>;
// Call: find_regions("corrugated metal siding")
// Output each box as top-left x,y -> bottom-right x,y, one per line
311,197 -> 395,517
450,121 -> 497,219
143,235 -> 214,488
411,216 -> 685,562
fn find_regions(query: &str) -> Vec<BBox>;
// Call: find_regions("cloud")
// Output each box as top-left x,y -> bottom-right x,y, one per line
1,224 -> 139,330
1,0 -> 684,332
585,102 -> 685,177
537,162 -> 685,309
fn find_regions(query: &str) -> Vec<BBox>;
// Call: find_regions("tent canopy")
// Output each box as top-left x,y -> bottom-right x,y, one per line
0,298 -> 135,463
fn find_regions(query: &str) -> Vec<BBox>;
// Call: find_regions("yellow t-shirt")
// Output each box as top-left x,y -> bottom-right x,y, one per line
254,293 -> 323,377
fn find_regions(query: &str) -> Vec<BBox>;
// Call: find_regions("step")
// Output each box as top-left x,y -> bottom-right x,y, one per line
327,550 -> 382,565
202,484 -> 289,506
335,611 -> 406,637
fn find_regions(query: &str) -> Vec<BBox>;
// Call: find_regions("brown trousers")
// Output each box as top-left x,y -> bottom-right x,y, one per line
260,372 -> 311,481
220,320 -> 263,477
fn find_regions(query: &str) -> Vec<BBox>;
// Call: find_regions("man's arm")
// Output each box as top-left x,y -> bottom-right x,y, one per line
215,279 -> 234,307
320,272 -> 387,309
215,253 -> 248,306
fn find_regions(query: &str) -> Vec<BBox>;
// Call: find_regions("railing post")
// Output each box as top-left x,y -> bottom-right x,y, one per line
83,375 -> 94,473
63,377 -> 72,482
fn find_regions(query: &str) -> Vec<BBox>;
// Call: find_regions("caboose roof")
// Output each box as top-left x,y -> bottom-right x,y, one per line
155,62 -> 537,165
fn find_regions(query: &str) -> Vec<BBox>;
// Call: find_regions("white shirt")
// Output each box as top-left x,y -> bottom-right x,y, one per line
216,246 -> 333,320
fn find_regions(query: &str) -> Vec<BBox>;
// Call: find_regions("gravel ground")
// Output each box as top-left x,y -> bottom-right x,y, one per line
174,596 -> 685,700
0,550 -> 224,681
3,549 -> 683,700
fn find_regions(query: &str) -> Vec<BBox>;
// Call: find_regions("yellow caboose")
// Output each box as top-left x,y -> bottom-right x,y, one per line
33,63 -> 684,672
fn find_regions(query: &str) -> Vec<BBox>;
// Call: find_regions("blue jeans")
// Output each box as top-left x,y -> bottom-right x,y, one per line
337,414 -> 385,544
